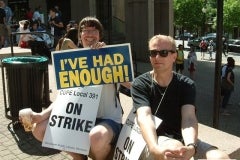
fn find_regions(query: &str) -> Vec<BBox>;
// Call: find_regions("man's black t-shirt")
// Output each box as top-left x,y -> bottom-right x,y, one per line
131,72 -> 196,140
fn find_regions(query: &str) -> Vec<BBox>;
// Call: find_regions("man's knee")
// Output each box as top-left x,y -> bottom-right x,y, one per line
89,123 -> 113,148
196,139 -> 230,159
157,136 -> 183,149
88,123 -> 116,159
161,138 -> 183,149
206,148 -> 230,159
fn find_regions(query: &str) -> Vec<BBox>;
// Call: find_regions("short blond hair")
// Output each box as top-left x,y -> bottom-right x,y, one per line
148,34 -> 176,52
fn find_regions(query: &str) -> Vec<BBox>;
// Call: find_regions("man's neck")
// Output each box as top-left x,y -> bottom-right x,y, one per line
151,70 -> 173,87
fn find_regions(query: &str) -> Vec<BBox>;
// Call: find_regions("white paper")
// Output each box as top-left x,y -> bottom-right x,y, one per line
42,86 -> 102,155
113,108 -> 162,160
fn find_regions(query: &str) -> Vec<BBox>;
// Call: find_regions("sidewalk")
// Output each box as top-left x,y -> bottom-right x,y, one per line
0,49 -> 240,159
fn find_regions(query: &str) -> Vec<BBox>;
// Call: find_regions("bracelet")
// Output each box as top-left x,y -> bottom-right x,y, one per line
187,143 -> 197,154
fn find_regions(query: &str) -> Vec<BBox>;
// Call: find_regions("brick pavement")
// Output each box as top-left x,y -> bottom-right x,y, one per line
0,64 -> 72,159
1,48 -> 240,159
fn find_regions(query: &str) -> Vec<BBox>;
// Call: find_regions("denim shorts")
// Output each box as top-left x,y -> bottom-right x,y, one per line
95,118 -> 122,145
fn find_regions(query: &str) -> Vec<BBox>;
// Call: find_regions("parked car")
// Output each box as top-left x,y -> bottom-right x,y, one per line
175,32 -> 194,40
206,32 -> 216,37
187,36 -> 216,49
227,39 -> 240,53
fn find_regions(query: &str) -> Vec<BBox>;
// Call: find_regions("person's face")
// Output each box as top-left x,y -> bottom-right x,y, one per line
32,24 -> 38,30
73,23 -> 78,29
149,38 -> 176,71
66,24 -> 71,32
49,10 -> 55,17
80,26 -> 100,48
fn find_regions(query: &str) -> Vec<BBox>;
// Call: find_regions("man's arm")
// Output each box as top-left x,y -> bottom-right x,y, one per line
31,101 -> 55,124
8,7 -> 13,23
181,104 -> 198,155
136,106 -> 161,157
226,72 -> 233,86
120,82 -> 131,89
53,21 -> 64,28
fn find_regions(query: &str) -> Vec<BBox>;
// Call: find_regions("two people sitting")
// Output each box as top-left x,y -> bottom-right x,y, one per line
17,20 -> 52,59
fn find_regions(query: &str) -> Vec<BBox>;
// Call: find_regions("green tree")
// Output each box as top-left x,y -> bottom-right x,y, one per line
223,0 -> 240,35
174,0 -> 205,35
174,0 -> 240,37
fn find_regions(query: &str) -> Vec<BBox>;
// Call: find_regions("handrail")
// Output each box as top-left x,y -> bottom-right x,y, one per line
10,31 -> 56,57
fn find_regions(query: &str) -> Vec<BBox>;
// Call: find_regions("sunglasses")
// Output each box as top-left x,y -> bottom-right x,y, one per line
82,29 -> 99,35
149,50 -> 175,57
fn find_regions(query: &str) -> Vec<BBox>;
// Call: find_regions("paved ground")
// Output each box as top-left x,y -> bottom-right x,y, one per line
0,44 -> 240,159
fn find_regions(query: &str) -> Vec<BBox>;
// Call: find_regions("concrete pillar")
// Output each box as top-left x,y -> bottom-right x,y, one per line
125,0 -> 149,62
125,0 -> 173,61
71,0 -> 91,23
154,0 -> 173,37
148,0 -> 155,38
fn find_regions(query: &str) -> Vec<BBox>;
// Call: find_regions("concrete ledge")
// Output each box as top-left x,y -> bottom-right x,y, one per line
0,47 -> 31,59
119,94 -> 240,159
198,123 -> 240,159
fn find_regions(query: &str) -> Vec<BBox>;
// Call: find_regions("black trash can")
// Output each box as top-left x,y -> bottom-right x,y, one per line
1,56 -> 50,122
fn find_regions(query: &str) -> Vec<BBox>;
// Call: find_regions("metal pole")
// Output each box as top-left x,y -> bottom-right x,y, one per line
213,0 -> 223,128
10,33 -> 14,57
182,28 -> 185,48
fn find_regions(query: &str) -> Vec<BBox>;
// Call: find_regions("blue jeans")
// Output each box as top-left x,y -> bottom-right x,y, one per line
95,118 -> 122,145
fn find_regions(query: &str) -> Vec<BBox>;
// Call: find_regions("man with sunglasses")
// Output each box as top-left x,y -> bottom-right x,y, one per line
131,34 -> 229,159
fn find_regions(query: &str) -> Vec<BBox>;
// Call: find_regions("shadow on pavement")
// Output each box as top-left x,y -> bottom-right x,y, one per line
7,121 -> 60,156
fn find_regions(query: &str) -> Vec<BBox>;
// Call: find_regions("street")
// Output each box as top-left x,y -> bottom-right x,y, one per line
175,40 -> 240,136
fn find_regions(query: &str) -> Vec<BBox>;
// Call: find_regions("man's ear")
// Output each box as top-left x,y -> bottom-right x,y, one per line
172,52 -> 177,62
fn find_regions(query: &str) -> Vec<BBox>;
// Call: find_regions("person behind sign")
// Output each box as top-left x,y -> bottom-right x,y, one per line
29,16 -> 130,160
55,27 -> 78,51
131,34 -> 230,160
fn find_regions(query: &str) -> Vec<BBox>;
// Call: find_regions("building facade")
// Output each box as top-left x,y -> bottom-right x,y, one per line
7,0 -> 173,62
